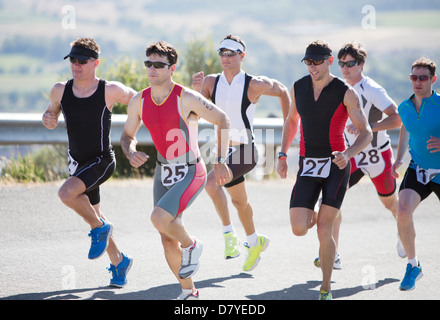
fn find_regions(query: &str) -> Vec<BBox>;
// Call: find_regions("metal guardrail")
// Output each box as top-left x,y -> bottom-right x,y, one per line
0,113 -> 285,146
0,112 -> 399,147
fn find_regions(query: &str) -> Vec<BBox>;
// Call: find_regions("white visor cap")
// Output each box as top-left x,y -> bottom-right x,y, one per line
218,39 -> 245,53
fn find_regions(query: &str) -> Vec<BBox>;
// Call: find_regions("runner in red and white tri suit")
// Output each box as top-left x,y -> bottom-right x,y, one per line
335,42 -> 404,264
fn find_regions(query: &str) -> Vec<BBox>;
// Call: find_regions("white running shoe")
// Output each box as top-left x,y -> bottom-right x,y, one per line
314,253 -> 342,270
179,239 -> 203,279
176,289 -> 200,300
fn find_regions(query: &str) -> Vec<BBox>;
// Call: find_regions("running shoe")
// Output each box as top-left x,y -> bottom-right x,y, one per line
88,219 -> 113,260
224,232 -> 240,259
399,262 -> 423,291
313,253 -> 342,270
242,235 -> 269,271
318,290 -> 332,300
108,253 -> 133,287
179,239 -> 203,279
176,289 -> 199,300
397,235 -> 407,258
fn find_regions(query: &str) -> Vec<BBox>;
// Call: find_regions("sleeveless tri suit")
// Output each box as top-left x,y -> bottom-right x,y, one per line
141,83 -> 207,217
290,75 -> 351,210
60,79 -> 115,205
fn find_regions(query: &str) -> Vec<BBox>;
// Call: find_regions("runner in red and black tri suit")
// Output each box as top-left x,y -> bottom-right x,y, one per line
277,40 -> 372,300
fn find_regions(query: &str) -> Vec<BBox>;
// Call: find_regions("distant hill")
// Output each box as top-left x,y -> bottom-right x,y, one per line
1,0 -> 440,116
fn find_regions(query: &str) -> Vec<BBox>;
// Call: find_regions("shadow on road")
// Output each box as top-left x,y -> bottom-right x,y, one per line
247,278 -> 400,300
0,272 -> 254,300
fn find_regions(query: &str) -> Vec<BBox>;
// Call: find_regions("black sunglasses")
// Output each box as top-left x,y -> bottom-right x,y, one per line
144,60 -> 171,69
218,50 -> 240,57
338,60 -> 358,68
304,59 -> 327,66
70,57 -> 90,65
410,74 -> 432,82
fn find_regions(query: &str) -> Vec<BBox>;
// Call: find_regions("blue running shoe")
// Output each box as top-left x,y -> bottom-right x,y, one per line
88,219 -> 113,260
399,263 -> 423,291
108,253 -> 133,287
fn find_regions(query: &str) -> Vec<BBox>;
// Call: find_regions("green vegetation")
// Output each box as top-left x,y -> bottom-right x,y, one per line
0,37 -> 221,182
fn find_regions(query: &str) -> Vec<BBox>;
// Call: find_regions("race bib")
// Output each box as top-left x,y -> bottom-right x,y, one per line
300,157 -> 331,178
161,163 -> 189,187
415,165 -> 440,185
68,152 -> 78,175
353,146 -> 384,168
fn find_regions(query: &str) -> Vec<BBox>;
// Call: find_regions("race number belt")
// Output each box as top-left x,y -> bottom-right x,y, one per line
157,157 -> 201,187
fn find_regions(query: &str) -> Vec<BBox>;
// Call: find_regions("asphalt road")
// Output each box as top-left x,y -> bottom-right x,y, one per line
1,175 -> 439,304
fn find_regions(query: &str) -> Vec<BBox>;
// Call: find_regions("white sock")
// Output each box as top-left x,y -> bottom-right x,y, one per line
246,232 -> 258,247
223,224 -> 235,235
408,257 -> 419,268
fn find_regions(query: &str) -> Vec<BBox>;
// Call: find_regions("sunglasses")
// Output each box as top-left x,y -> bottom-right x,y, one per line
304,59 -> 327,66
338,60 -> 358,68
70,57 -> 90,65
410,74 -> 432,82
218,50 -> 240,57
144,60 -> 172,69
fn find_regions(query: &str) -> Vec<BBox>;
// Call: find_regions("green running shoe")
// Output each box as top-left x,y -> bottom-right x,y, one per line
223,232 -> 240,260
242,235 -> 269,271
318,290 -> 332,300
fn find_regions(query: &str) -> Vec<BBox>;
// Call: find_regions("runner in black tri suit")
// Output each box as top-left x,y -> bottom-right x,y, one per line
42,37 -> 136,287
277,40 -> 372,300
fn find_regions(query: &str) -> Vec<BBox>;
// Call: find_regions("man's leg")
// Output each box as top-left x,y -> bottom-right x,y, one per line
397,189 -> 421,261
160,232 -> 196,292
225,181 -> 255,238
93,203 -> 123,266
58,176 -> 103,229
290,207 -> 317,237
205,170 -> 233,227
151,206 -> 202,280
316,204 -> 339,293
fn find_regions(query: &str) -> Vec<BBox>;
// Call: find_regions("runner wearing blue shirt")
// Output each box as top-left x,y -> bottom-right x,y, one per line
392,57 -> 440,291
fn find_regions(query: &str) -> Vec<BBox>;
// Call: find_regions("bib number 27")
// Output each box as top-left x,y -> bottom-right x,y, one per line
301,157 -> 331,178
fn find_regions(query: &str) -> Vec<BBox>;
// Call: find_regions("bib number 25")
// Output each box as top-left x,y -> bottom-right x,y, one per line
161,163 -> 189,187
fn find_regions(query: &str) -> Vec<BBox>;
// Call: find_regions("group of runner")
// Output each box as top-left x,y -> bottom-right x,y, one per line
42,35 -> 440,300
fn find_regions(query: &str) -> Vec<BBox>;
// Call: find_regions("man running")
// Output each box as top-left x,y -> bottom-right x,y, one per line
314,42 -> 403,269
277,40 -> 372,300
42,37 -> 136,287
120,41 -> 230,300
392,57 -> 440,291
192,34 -> 290,272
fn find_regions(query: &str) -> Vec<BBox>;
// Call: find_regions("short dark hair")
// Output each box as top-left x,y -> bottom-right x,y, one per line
412,57 -> 436,76
338,41 -> 367,64
145,41 -> 178,65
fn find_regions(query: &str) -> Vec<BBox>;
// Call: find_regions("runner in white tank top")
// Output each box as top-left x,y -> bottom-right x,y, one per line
193,34 -> 290,272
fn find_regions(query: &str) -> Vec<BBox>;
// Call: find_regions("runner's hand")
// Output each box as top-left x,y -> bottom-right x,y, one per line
42,112 -> 58,129
391,159 -> 404,179
332,151 -> 349,170
129,151 -> 149,168
192,71 -> 204,92
214,163 -> 231,186
427,135 -> 440,153
276,158 -> 288,179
